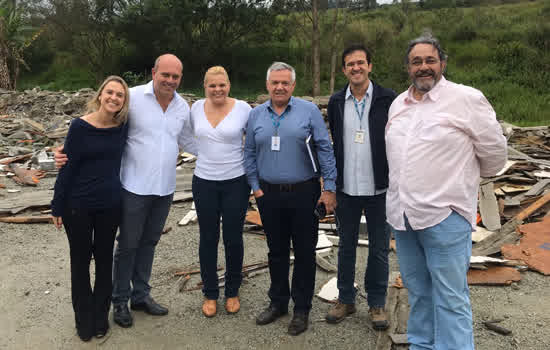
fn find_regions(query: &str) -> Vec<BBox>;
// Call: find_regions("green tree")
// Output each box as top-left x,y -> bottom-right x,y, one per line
0,0 -> 38,90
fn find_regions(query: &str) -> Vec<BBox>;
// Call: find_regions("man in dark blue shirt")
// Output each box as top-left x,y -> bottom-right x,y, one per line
244,62 -> 337,336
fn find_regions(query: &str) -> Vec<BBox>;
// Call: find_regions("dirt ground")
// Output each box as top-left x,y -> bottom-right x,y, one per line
1,174 -> 549,350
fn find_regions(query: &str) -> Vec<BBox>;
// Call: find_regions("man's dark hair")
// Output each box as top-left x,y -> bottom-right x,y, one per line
341,44 -> 372,67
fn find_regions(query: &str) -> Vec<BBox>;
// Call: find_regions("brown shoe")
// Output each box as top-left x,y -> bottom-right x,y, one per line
202,299 -> 217,317
225,296 -> 240,314
369,307 -> 389,330
325,302 -> 356,324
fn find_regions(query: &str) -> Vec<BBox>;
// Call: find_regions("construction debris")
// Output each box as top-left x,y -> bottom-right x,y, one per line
467,266 -> 521,285
483,320 -> 512,336
501,216 -> 550,275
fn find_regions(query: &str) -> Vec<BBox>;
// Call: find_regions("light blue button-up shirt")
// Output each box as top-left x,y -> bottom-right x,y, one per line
244,97 -> 336,192
343,82 -> 386,196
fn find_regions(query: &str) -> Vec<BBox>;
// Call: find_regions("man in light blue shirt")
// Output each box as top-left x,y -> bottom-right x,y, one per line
244,62 -> 337,336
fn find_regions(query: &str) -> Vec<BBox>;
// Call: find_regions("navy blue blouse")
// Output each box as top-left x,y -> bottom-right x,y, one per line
51,118 -> 129,216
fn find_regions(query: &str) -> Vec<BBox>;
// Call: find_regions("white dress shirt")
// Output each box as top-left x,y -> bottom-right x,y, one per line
385,77 -> 507,231
190,99 -> 251,181
120,81 -> 196,196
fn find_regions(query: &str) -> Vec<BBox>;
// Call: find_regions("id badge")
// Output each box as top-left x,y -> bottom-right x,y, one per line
271,136 -> 280,151
354,130 -> 365,144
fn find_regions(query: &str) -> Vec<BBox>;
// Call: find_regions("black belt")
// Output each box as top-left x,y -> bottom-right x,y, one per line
260,178 -> 319,193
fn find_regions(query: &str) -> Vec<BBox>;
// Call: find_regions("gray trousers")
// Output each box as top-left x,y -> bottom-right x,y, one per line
112,189 -> 173,305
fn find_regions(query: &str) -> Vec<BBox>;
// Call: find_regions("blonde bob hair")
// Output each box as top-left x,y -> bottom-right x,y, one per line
86,75 -> 130,124
203,66 -> 230,85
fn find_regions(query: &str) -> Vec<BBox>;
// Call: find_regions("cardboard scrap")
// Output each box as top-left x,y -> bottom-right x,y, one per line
245,210 -> 262,226
467,266 -> 521,285
501,216 -> 550,275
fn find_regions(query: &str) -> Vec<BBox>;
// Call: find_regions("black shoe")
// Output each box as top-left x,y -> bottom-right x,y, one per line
288,312 -> 309,336
256,304 -> 288,325
131,296 -> 169,316
76,328 -> 93,342
95,324 -> 109,338
113,304 -> 133,328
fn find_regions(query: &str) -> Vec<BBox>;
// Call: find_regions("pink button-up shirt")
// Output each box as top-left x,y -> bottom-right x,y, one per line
385,77 -> 507,231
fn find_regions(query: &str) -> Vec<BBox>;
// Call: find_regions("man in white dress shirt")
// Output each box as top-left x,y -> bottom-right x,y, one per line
111,54 -> 196,327
56,54 -> 196,328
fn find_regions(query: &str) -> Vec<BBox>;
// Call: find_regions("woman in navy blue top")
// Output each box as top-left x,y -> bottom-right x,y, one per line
51,76 -> 129,342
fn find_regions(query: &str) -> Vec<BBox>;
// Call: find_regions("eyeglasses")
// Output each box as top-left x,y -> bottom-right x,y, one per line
409,58 -> 440,67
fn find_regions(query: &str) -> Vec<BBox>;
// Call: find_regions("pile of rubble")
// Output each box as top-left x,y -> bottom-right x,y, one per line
0,86 -> 548,346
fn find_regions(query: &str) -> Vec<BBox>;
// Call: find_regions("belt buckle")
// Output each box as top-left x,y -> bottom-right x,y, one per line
280,184 -> 292,192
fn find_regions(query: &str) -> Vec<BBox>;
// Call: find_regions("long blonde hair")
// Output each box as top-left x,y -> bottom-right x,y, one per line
86,75 -> 130,124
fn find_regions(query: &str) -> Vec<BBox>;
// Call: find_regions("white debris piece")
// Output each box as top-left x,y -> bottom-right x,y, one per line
534,171 -> 550,178
316,234 -> 333,250
316,277 -> 358,303
472,226 -> 494,243
178,210 -> 197,226
470,256 -> 511,264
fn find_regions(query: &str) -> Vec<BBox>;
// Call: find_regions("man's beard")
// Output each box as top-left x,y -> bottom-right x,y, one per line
412,69 -> 440,93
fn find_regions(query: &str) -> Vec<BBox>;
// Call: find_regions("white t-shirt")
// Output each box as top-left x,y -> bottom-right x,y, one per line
190,99 -> 252,181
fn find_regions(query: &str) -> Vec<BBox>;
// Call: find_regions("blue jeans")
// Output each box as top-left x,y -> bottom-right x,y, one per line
335,191 -> 389,307
192,174 -> 250,300
112,189 -> 173,305
393,211 -> 474,350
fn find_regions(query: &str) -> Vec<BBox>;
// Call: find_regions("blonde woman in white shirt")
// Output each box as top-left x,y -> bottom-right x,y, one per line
191,66 -> 252,317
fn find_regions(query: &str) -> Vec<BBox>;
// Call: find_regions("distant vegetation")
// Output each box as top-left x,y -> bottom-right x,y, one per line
4,0 -> 550,125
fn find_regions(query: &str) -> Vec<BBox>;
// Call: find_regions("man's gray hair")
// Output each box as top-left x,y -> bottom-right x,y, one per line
405,31 -> 448,64
266,62 -> 296,82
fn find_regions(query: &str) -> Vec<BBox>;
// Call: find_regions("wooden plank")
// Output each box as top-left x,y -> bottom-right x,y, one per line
516,191 -> 550,221
479,182 -> 502,231
315,254 -> 337,272
0,189 -> 54,215
0,216 -> 52,223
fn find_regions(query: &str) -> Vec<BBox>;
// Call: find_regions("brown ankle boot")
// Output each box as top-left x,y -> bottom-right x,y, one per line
225,296 -> 240,314
202,299 -> 217,317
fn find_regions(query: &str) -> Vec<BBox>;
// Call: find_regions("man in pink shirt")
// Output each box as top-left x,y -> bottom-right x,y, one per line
385,33 -> 507,350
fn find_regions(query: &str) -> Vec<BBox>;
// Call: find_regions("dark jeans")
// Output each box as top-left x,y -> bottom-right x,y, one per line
335,191 -> 389,307
63,206 -> 120,335
256,180 -> 321,313
192,174 -> 250,300
112,189 -> 173,305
